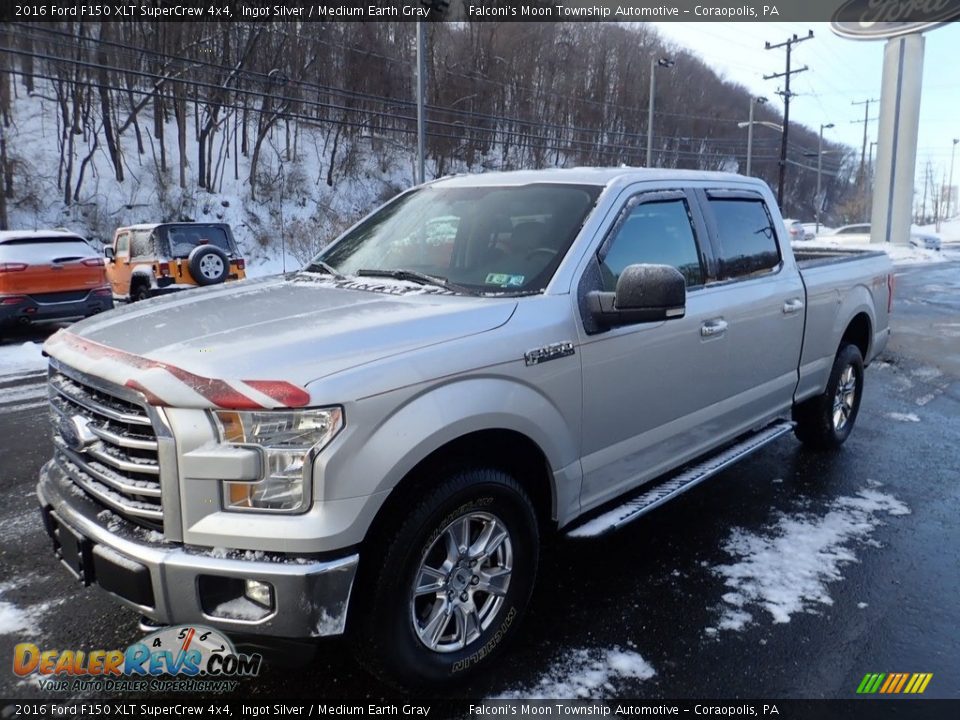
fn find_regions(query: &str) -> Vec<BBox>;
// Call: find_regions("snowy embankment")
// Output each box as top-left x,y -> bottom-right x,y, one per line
805,216 -> 960,267
0,342 -> 46,380
6,82 -> 420,279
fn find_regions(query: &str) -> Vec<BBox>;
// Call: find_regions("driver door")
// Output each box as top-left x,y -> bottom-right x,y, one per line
578,189 -> 730,511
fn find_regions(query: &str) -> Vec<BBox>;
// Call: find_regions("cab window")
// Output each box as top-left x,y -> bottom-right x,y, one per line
707,198 -> 781,280
599,198 -> 704,291
115,233 -> 130,257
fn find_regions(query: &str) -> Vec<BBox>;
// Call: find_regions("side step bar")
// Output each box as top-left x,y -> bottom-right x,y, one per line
566,420 -> 795,539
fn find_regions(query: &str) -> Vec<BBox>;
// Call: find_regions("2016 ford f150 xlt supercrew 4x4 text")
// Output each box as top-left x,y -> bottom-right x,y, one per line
37,169 -> 893,686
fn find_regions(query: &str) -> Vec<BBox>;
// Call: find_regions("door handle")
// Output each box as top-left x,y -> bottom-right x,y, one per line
783,298 -> 804,314
701,319 -> 728,337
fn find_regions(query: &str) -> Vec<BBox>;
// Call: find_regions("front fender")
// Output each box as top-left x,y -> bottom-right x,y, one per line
318,375 -> 581,523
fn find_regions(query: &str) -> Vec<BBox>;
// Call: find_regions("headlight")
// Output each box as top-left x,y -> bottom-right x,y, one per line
213,407 -> 343,513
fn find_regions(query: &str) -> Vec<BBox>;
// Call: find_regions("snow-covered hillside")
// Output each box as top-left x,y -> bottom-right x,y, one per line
7,85 -> 421,277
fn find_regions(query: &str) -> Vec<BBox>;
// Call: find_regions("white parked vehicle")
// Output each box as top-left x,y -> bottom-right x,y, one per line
827,224 -> 941,251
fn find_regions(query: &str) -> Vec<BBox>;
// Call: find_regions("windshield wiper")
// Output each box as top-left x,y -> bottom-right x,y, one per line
304,260 -> 345,280
356,268 -> 478,296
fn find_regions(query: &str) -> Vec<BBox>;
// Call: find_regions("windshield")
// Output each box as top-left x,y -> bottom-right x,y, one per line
314,183 -> 602,294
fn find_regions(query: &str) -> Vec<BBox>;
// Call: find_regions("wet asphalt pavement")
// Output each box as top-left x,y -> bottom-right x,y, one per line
0,260 -> 958,703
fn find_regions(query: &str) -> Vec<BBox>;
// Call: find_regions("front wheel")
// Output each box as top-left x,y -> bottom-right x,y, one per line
350,467 -> 539,687
793,343 -> 864,449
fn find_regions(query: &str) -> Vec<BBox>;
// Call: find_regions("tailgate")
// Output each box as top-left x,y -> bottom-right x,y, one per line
0,237 -> 107,297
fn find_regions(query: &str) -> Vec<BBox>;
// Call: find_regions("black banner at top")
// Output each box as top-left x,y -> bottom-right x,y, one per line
4,0 -> 960,24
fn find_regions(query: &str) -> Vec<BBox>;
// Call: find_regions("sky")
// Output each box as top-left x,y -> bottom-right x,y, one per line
652,22 -> 960,192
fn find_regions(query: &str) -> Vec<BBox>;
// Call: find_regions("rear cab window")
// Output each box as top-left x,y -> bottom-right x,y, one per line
704,193 -> 782,281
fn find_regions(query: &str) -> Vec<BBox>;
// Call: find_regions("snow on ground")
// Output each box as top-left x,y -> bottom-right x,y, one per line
885,412 -> 921,423
0,580 -> 57,637
0,342 -> 46,379
494,647 -> 655,699
707,485 -> 909,633
918,216 -> 960,243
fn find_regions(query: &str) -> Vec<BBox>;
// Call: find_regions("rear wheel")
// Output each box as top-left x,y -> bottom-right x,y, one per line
793,343 -> 864,449
350,467 -> 539,687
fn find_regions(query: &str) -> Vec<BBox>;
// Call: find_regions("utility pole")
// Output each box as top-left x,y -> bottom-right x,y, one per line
646,57 -> 675,167
851,98 -> 879,184
816,122 -> 834,234
415,21 -> 426,185
744,96 -> 768,176
764,30 -> 814,212
949,138 -> 959,219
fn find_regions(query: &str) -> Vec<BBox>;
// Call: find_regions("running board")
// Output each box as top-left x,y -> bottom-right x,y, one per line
566,421 -> 795,539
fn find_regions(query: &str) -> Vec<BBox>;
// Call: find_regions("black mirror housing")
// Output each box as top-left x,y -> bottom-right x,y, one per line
104,246 -> 115,260
588,263 -> 686,328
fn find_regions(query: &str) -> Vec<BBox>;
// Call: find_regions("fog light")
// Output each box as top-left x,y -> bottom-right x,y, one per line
244,579 -> 274,609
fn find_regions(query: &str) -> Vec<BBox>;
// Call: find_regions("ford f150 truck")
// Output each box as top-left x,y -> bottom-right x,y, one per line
38,169 -> 893,686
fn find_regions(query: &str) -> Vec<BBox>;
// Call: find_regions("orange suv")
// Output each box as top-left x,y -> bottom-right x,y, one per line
105,223 -> 246,302
0,230 -> 113,331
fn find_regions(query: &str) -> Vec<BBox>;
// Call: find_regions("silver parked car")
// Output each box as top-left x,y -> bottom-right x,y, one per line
828,223 -> 942,250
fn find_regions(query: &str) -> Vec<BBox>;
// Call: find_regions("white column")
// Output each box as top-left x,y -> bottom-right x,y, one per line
870,34 -> 924,245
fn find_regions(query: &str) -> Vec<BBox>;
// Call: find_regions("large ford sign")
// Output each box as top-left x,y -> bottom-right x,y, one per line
831,0 -> 960,39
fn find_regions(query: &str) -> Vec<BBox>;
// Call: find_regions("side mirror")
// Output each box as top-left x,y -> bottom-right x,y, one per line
588,264 -> 686,328
104,247 -> 115,261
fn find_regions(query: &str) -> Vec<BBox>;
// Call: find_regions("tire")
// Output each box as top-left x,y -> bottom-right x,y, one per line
131,282 -> 151,303
350,467 -> 539,688
793,343 -> 864,449
188,245 -> 229,286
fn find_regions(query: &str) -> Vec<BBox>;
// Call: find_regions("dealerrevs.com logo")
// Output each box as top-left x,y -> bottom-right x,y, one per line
831,0 -> 960,39
13,625 -> 262,693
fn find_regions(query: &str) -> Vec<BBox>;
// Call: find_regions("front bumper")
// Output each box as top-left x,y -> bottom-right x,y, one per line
38,460 -> 358,639
0,291 -> 112,325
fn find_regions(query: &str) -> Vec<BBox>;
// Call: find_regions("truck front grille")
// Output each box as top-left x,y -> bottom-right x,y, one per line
49,367 -> 163,529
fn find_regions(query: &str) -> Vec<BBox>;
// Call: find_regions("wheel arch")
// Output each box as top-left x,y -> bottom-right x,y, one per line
840,311 -> 872,361
362,428 -> 556,555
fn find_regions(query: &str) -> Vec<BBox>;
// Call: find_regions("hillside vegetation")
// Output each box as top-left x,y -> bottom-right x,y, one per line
0,20 -> 861,266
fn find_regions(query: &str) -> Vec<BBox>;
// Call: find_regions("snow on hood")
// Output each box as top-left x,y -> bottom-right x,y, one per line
44,275 -> 517,408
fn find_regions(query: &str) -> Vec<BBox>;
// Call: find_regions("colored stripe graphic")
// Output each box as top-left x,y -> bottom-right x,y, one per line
857,672 -> 932,694
47,331 -> 310,409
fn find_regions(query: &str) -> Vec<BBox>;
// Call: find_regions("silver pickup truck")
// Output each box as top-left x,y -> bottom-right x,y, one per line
38,169 -> 893,686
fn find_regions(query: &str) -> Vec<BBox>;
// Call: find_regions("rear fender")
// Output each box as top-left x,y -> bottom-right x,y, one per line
834,284 -> 877,359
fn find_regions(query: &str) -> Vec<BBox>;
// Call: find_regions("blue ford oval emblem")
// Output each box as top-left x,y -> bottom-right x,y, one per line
58,415 -> 95,452
831,0 -> 960,40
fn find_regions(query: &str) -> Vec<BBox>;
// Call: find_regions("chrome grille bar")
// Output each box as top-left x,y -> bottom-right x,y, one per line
48,364 -> 164,528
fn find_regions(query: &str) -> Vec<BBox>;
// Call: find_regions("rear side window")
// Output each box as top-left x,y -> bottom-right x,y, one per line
0,238 -> 95,263
165,226 -> 232,257
707,199 -> 781,280
599,198 -> 704,290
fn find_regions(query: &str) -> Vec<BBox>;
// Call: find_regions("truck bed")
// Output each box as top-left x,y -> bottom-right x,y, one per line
794,246 -> 887,269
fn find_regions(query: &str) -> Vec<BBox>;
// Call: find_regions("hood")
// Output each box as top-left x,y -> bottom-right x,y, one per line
45,275 -> 517,409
